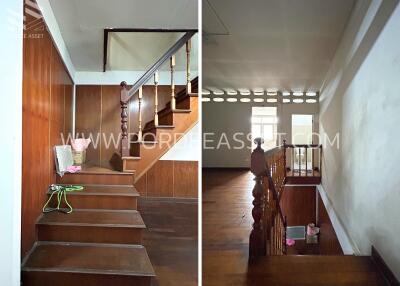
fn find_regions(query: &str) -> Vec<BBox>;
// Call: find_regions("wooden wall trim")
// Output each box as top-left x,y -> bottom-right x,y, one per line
135,160 -> 198,198
22,9 -> 73,258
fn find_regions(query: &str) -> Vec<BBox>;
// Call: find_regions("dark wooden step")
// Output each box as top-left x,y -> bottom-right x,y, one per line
142,125 -> 174,141
46,185 -> 139,210
22,241 -> 155,286
56,165 -> 134,185
129,140 -> 158,157
144,108 -> 191,130
37,209 -> 145,244
246,255 -> 388,285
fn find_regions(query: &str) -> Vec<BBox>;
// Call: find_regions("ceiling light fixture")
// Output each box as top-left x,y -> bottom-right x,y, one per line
253,98 -> 264,102
202,89 -> 211,95
282,92 -> 291,96
306,99 -> 317,103
306,92 -> 317,96
267,98 -> 278,103
293,99 -> 304,103
267,92 -> 277,96
283,99 -> 291,103
227,98 -> 238,102
213,97 -> 224,102
202,97 -> 211,102
240,98 -> 251,102
293,92 -> 304,96
226,91 -> 238,95
213,91 -> 224,96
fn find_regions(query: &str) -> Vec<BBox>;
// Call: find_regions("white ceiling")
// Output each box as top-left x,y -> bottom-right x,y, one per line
48,0 -> 198,71
203,0 -> 355,93
108,32 -> 198,71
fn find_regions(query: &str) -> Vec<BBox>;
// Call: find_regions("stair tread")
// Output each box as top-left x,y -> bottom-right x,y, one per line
122,156 -> 141,160
47,185 -> 139,197
62,164 -> 134,175
22,241 -> 155,276
37,209 -> 145,228
252,255 -> 383,273
143,125 -> 174,133
158,108 -> 191,115
130,141 -> 158,145
241,255 -> 388,285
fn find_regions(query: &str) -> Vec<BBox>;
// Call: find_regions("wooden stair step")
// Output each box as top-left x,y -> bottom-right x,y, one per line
56,165 -> 134,185
142,125 -> 174,142
158,107 -> 191,118
37,209 -> 145,244
46,184 -> 139,210
22,241 -> 155,286
143,125 -> 174,133
245,255 -> 388,285
130,140 -> 158,157
145,107 -> 190,128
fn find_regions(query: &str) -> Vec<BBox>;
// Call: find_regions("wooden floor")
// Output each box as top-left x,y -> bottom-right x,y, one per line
138,197 -> 198,286
202,169 -> 387,286
202,169 -> 253,285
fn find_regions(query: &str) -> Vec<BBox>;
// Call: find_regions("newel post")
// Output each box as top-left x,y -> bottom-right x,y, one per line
120,81 -> 129,157
249,138 -> 266,262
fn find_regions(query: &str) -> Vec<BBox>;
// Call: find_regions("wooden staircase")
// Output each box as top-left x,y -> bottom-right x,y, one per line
21,167 -> 155,286
247,141 -> 397,285
21,31 -> 198,286
113,77 -> 198,181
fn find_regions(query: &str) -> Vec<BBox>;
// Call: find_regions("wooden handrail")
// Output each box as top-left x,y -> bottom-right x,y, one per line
120,31 -> 196,103
118,31 -> 196,156
284,143 -> 322,148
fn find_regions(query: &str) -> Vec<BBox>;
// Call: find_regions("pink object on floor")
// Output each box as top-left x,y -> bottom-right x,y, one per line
67,165 -> 82,173
307,223 -> 320,236
286,238 -> 295,246
71,138 -> 91,152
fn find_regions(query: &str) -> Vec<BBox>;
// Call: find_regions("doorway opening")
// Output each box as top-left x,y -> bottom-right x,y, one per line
291,114 -> 313,171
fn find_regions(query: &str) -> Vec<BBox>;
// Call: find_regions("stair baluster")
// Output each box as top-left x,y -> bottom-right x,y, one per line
137,86 -> 143,142
118,31 -> 196,159
170,55 -> 176,110
154,71 -> 159,127
120,81 -> 129,157
186,39 -> 191,94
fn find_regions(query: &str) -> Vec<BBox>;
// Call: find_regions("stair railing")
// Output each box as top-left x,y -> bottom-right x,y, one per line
283,140 -> 322,178
249,138 -> 287,262
119,31 -> 196,157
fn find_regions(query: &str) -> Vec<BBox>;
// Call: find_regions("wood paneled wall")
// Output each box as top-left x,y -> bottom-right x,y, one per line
75,85 -> 184,168
22,22 -> 73,258
135,160 -> 198,198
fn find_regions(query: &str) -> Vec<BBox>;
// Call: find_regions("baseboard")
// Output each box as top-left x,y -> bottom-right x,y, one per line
317,184 -> 358,255
371,246 -> 400,286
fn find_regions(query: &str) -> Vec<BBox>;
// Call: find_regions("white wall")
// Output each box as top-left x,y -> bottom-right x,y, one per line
0,0 -> 23,285
320,0 -> 400,279
160,123 -> 200,161
202,102 -> 319,168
